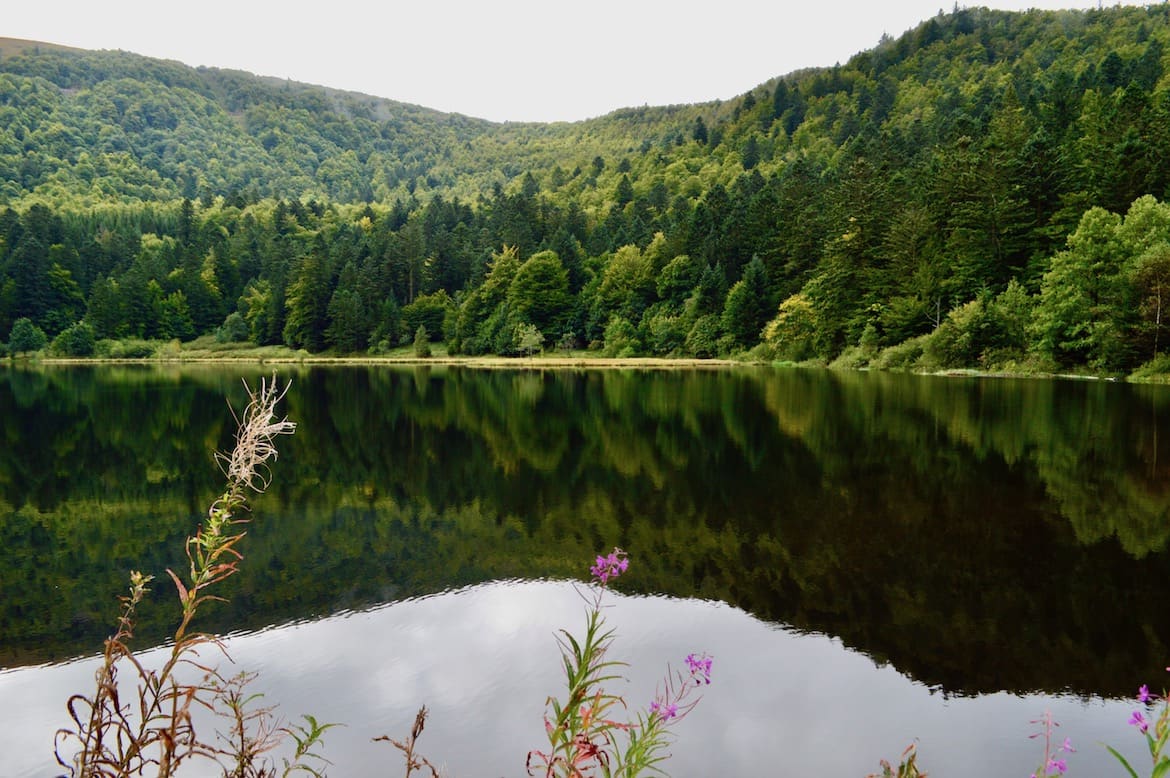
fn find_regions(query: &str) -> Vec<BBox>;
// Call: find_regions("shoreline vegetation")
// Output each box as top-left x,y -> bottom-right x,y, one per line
7,335 -> 1163,383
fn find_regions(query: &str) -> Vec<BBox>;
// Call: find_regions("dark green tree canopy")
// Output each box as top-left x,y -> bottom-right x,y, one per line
2,6 -> 1170,372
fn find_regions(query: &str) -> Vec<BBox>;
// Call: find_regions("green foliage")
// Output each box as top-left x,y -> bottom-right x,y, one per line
513,322 -> 543,356
413,324 -> 432,357
94,338 -> 159,358
8,317 -> 47,353
215,311 -> 250,344
871,335 -> 930,371
643,308 -> 689,356
762,294 -> 817,362
507,250 -> 570,340
684,314 -> 721,359
4,6 -> 1170,370
50,320 -> 96,356
602,316 -> 641,357
923,297 -> 995,369
402,290 -> 454,345
720,255 -> 771,349
325,288 -> 367,352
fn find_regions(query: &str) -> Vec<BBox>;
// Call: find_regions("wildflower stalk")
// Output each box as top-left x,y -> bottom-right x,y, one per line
528,548 -> 712,778
373,705 -> 441,778
867,743 -> 926,778
1110,678 -> 1170,778
1029,710 -> 1072,777
56,375 -> 299,777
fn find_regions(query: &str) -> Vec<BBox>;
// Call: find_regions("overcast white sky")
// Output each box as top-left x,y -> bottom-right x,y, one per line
4,1 -> 1142,123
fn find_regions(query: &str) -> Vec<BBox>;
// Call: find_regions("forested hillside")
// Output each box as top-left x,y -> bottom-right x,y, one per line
4,4 -> 1170,374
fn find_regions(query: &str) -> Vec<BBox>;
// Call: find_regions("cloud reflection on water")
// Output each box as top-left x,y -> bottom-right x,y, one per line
0,579 -> 1143,777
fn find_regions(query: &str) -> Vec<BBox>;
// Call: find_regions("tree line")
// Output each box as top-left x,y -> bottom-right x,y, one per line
4,5 -> 1170,374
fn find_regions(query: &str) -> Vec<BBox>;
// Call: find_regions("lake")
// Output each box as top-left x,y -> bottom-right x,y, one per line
1,364 -> 1167,776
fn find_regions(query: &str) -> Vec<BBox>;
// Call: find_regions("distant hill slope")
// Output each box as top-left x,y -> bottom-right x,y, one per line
0,37 -> 714,206
3,6 -> 1169,217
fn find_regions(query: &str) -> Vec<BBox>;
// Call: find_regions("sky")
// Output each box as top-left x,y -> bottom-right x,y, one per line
4,1 -> 1145,123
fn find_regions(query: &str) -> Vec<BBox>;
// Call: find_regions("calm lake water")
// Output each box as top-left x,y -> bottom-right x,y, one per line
2,364 -> 1169,776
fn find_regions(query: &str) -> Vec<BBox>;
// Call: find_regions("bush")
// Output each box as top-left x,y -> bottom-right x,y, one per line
923,298 -> 991,369
1130,353 -> 1170,381
603,316 -> 641,357
216,312 -> 251,344
368,338 -> 394,356
685,315 -> 721,359
643,311 -> 688,356
513,322 -> 543,356
829,345 -> 873,370
413,325 -> 432,358
8,317 -> 47,354
94,339 -> 159,359
871,335 -> 930,371
51,321 -> 97,357
401,291 -> 454,343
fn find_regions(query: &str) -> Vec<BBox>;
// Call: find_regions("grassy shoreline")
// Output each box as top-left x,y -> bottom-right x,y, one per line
8,335 -> 1170,381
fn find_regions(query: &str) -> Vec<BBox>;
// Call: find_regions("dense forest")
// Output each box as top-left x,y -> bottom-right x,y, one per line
5,5 -> 1170,374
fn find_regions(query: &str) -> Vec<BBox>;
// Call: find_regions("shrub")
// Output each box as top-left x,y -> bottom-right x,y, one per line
829,345 -> 872,370
643,310 -> 688,356
685,315 -> 721,359
401,291 -> 454,343
9,317 -> 47,354
95,339 -> 159,359
50,321 -> 96,357
1131,353 -> 1170,381
871,335 -> 930,371
216,312 -> 250,344
413,325 -> 432,358
603,316 -> 641,357
513,322 -> 543,356
762,293 -> 817,362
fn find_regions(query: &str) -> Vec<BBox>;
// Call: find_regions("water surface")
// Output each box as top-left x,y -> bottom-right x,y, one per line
1,365 -> 1166,775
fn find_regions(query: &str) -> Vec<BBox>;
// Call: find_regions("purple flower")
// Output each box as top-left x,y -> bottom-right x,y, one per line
685,652 -> 714,685
590,548 -> 629,585
1047,757 -> 1068,775
648,700 -> 678,721
1060,737 -> 1075,753
1139,684 -> 1151,703
1129,710 -> 1150,733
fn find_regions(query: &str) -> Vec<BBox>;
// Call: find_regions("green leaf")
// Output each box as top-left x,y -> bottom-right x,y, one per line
1106,744 -> 1141,778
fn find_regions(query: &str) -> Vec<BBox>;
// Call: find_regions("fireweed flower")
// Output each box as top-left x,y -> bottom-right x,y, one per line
590,547 -> 629,585
685,652 -> 714,685
1047,757 -> 1068,774
1139,684 -> 1152,703
1061,737 -> 1075,753
1129,710 -> 1150,733
649,701 -> 678,721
